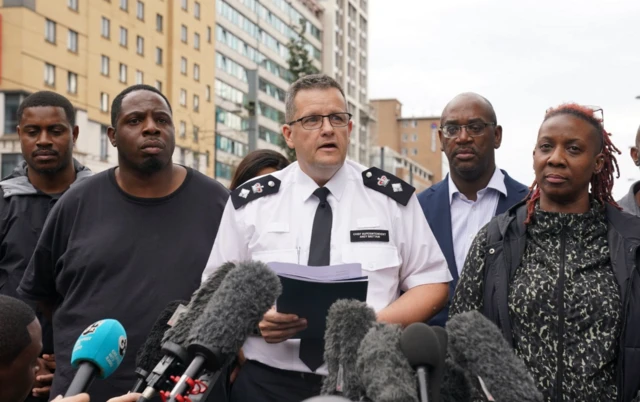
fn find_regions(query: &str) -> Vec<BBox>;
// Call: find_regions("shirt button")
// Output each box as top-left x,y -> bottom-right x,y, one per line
489,248 -> 495,254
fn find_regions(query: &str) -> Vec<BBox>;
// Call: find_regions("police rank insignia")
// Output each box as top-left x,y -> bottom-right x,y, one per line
231,175 -> 281,209
362,167 -> 415,206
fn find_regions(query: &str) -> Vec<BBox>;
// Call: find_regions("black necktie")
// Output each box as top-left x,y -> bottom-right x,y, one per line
300,187 -> 332,371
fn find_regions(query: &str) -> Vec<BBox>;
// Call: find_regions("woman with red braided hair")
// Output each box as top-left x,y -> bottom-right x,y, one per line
450,103 -> 640,402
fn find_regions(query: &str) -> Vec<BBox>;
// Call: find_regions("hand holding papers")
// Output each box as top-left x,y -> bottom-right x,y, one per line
267,262 -> 369,339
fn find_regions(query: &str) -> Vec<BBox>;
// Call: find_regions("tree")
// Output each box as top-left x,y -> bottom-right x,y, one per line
279,22 -> 320,162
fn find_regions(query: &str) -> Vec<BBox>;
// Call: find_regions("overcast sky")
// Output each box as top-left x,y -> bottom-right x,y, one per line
369,0 -> 640,199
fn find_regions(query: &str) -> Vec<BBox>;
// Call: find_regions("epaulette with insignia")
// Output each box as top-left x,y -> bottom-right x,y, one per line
362,167 -> 415,206
231,174 -> 281,209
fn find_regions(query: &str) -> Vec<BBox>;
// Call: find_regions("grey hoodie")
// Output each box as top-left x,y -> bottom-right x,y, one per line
0,158 -> 92,354
617,180 -> 640,217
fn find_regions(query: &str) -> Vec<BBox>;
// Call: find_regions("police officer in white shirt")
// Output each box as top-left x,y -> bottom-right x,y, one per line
202,74 -> 452,402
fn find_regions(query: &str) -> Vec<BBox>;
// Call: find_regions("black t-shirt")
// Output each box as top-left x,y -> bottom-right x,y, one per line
18,167 -> 229,401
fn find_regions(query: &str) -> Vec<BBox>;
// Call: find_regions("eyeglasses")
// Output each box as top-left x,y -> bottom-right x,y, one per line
440,122 -> 496,139
287,113 -> 352,130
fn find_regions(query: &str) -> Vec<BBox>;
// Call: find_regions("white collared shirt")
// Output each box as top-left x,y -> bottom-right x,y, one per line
448,167 -> 507,274
203,160 -> 451,375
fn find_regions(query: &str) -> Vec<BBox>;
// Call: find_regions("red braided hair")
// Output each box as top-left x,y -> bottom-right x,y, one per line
525,103 -> 621,224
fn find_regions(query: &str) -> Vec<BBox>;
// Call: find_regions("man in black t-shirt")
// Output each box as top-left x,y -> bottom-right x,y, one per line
18,85 -> 229,401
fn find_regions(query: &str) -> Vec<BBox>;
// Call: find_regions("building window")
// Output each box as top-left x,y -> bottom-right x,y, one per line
119,27 -> 128,47
193,63 -> 200,81
155,47 -> 163,65
193,95 -> 199,112
179,89 -> 186,106
120,0 -> 128,11
101,55 -> 109,76
401,148 -> 407,156
193,152 -> 200,171
67,71 -> 77,94
412,134 -> 418,142
205,85 -> 211,102
179,121 -> 186,137
67,29 -> 78,52
180,148 -> 186,164
100,125 -> 109,161
1,154 -> 23,178
119,63 -> 127,83
68,0 -> 78,11
194,1 -> 200,19
413,148 -> 418,156
206,26 -> 211,43
101,17 -> 110,38
100,92 -> 109,112
135,70 -> 143,84
45,19 -> 56,43
402,133 -> 408,142
44,63 -> 55,86
215,161 -> 233,180
194,32 -> 200,50
181,25 -> 187,43
136,1 -> 144,20
180,57 -> 187,75
136,36 -> 144,55
181,0 -> 187,11
155,80 -> 162,92
156,14 -> 163,32
4,94 -> 23,134
193,125 -> 199,142
431,125 -> 437,152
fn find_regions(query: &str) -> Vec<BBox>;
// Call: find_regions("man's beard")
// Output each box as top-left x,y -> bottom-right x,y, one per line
138,155 -> 167,174
28,157 -> 69,175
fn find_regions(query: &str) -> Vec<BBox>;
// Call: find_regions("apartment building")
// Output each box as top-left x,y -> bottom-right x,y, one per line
370,98 -> 443,185
0,0 -> 215,177
213,0 -> 323,187
322,0 -> 372,166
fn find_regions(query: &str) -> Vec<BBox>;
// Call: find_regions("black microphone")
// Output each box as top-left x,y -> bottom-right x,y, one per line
166,260 -> 282,401
400,323 -> 444,402
447,311 -> 543,402
65,319 -> 127,396
131,300 -> 187,392
356,323 -> 418,402
321,299 -> 376,400
137,262 -> 236,402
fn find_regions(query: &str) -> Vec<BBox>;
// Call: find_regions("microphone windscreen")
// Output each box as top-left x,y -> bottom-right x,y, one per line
136,300 -> 187,373
186,260 -> 282,360
447,311 -> 543,402
357,323 -> 418,402
441,359 -> 472,402
303,397 -> 355,402
71,319 -> 127,379
321,299 -> 376,399
163,261 -> 236,346
400,322 -> 442,369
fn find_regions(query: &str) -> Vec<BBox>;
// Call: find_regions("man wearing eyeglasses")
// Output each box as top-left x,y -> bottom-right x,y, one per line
417,92 -> 528,327
202,74 -> 451,402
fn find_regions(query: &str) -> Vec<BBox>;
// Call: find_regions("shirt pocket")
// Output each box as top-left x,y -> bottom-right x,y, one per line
342,244 -> 400,272
251,249 -> 299,264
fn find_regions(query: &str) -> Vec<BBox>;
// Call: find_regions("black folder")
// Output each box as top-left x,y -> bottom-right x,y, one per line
276,275 -> 368,339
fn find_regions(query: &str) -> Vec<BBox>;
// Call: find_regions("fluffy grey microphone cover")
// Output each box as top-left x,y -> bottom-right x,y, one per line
321,299 -> 377,399
441,358 -> 472,402
356,323 -> 418,402
162,261 -> 237,346
447,311 -> 543,402
185,260 -> 282,359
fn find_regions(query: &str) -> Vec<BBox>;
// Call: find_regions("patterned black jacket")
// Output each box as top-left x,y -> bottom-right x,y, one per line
450,200 -> 640,402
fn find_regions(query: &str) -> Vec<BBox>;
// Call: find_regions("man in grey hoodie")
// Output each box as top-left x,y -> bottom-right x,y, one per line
0,91 -> 92,401
618,125 -> 640,216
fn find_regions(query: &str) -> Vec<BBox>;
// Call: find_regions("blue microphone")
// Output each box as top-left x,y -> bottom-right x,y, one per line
65,319 -> 128,396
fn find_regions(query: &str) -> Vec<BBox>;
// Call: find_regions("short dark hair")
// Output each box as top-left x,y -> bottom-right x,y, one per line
230,150 -> 290,190
111,84 -> 172,127
16,91 -> 76,127
0,295 -> 36,366
285,74 -> 347,122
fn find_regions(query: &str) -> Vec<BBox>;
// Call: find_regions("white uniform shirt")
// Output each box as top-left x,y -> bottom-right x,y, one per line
449,167 -> 507,274
202,160 -> 452,374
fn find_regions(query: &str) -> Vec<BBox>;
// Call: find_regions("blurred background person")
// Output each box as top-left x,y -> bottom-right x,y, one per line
451,104 -> 640,402
617,124 -> 640,216
229,149 -> 290,190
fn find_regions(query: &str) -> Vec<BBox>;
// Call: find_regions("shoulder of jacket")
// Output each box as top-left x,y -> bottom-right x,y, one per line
230,174 -> 281,210
361,167 -> 415,206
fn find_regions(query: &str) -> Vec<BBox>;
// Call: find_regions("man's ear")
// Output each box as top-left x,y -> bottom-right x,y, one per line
107,126 -> 117,147
631,146 -> 640,166
72,125 -> 79,145
282,124 -> 295,149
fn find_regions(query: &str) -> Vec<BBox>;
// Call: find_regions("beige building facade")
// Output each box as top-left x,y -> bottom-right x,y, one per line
370,98 -> 444,187
0,0 -> 215,177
